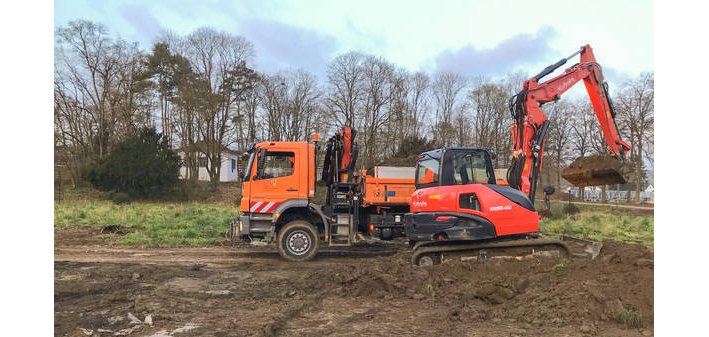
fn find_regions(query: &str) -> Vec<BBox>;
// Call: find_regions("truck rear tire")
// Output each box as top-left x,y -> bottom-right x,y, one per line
277,220 -> 320,262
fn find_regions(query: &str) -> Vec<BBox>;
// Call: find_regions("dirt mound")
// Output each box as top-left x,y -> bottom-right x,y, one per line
55,240 -> 653,336
312,241 -> 653,329
562,155 -> 628,186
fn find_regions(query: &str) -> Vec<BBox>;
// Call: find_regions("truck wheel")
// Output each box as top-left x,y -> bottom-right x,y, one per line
277,220 -> 319,262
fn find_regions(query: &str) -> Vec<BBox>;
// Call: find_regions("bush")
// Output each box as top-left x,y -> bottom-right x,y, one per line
110,192 -> 131,205
563,202 -> 580,215
88,128 -> 181,199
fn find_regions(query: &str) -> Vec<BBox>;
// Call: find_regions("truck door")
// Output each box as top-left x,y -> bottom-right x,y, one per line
248,148 -> 300,214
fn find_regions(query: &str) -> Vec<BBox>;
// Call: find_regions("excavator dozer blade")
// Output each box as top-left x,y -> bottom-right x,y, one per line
561,155 -> 627,187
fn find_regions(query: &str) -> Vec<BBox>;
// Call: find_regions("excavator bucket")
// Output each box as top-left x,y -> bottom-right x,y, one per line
561,155 -> 627,187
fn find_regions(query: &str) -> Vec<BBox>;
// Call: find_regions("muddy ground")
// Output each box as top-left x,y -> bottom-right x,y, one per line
55,231 -> 653,337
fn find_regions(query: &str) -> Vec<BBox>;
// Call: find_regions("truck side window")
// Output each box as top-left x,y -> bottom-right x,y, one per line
261,151 -> 295,179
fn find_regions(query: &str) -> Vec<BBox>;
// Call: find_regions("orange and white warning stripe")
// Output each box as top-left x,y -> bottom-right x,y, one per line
249,201 -> 279,213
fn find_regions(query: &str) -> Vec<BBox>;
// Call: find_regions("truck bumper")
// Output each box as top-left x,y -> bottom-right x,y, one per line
238,214 -> 251,236
237,213 -> 274,239
404,212 -> 497,242
368,214 -> 406,238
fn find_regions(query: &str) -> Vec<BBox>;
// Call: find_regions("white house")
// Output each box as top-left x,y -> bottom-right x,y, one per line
178,148 -> 240,182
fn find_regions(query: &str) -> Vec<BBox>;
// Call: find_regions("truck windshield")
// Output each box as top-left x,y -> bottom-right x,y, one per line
242,149 -> 256,181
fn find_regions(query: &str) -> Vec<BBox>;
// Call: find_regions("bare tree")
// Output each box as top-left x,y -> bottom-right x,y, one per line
359,56 -> 397,168
567,100 -> 599,199
55,20 -> 151,185
431,72 -> 467,146
180,28 -> 256,184
545,101 -> 574,190
467,79 -> 510,166
325,52 -> 365,128
406,72 -> 431,137
616,72 -> 654,203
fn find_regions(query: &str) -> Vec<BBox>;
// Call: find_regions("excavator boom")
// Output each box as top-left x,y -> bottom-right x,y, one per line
508,44 -> 631,199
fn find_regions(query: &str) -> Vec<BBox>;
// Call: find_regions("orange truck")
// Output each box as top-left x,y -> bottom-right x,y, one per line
234,127 -> 415,261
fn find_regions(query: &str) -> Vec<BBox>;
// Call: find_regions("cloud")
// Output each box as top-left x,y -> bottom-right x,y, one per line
236,19 -> 338,80
118,3 -> 164,45
433,26 -> 559,77
600,66 -> 633,92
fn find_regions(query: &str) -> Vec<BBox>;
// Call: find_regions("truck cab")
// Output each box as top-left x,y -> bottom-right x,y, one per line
239,141 -> 317,239
235,129 -> 416,261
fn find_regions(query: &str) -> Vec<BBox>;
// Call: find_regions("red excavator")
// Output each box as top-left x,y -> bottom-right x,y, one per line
406,44 -> 630,265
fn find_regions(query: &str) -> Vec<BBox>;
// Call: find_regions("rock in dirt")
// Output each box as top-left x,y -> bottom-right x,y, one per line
171,323 -> 201,334
587,287 -> 606,303
579,324 -> 595,333
474,286 -> 516,304
144,314 -> 153,326
486,293 -> 507,305
473,285 -> 498,298
132,272 -> 141,280
115,325 -> 143,336
495,287 -> 516,300
377,273 -> 397,286
206,290 -> 231,296
190,263 -> 206,271
601,253 -> 620,264
635,258 -> 654,268
515,278 -> 530,294
127,312 -> 142,325
604,298 -> 625,319
79,328 -> 93,336
108,316 -> 124,324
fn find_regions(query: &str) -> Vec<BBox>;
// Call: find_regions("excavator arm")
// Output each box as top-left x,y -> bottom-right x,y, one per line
507,44 -> 631,202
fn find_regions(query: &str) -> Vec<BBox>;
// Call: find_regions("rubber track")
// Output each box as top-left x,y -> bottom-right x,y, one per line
411,238 -> 572,265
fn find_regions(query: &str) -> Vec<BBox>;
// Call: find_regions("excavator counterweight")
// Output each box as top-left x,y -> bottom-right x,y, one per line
561,155 -> 627,187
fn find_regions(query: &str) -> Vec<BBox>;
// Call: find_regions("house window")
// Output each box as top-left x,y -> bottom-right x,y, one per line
231,159 -> 236,172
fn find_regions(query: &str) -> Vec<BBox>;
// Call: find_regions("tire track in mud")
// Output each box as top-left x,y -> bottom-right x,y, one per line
261,291 -> 328,337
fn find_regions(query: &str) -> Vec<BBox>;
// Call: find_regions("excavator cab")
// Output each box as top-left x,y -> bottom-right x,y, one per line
414,148 -> 497,189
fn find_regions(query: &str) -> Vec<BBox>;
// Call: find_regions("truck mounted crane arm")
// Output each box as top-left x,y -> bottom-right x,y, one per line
507,44 -> 631,202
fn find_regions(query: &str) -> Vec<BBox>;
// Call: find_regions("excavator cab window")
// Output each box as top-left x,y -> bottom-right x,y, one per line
415,158 -> 440,189
442,149 -> 495,186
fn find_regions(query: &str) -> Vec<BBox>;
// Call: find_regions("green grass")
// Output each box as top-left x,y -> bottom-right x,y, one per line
55,200 -> 238,247
540,202 -> 654,247
55,199 -> 654,248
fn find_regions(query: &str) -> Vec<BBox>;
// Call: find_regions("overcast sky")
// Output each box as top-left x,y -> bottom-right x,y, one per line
54,0 -> 653,91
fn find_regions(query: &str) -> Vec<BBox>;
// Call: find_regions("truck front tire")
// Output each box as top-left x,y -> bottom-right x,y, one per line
277,220 -> 319,262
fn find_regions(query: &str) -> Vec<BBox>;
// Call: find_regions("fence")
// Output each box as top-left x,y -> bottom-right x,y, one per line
567,187 -> 653,203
